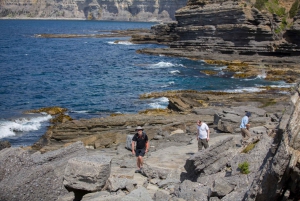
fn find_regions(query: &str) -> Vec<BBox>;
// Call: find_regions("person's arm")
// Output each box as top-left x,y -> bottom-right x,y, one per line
131,140 -> 136,155
196,126 -> 199,140
206,125 -> 210,141
145,141 -> 149,153
246,117 -> 250,130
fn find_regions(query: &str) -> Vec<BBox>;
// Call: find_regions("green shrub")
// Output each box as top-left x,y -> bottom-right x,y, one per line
238,162 -> 250,174
242,139 -> 260,152
265,0 -> 286,17
255,0 -> 268,10
289,0 -> 299,18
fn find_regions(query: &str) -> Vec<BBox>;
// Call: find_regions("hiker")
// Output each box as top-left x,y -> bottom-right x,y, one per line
240,112 -> 251,143
131,126 -> 149,173
196,120 -> 210,151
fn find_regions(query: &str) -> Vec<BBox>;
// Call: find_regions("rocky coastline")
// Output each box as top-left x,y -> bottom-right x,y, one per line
1,0 -> 300,200
1,83 -> 300,200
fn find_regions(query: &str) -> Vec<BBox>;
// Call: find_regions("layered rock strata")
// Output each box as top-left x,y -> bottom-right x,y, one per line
0,0 -> 187,21
132,0 -> 300,65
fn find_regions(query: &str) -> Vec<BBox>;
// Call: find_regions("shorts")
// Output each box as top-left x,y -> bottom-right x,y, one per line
135,149 -> 145,157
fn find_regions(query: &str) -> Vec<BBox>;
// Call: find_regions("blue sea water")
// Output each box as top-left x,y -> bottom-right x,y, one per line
0,20 -> 291,146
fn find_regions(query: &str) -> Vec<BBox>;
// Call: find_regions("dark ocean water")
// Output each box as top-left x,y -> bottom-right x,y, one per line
0,20 -> 291,146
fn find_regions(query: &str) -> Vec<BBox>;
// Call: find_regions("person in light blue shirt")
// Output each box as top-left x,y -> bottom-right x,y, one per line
240,112 -> 251,143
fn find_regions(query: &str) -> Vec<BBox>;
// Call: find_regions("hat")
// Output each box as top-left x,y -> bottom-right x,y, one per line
135,126 -> 144,131
246,112 -> 251,117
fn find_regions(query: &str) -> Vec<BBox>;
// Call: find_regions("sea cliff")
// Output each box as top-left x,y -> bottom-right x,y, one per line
0,0 -> 187,21
133,0 -> 300,68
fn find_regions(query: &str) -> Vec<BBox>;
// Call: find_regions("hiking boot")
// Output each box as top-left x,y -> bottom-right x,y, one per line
135,169 -> 141,173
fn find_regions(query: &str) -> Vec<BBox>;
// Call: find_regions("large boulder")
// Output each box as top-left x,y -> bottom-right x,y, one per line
0,141 -> 87,201
174,180 -> 209,201
106,176 -> 137,192
214,106 -> 269,133
126,135 -> 134,150
63,155 -> 112,192
184,137 -> 235,179
211,178 -> 235,197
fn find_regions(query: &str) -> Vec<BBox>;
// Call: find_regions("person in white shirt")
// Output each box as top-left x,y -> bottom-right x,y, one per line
196,120 -> 210,150
240,112 -> 251,143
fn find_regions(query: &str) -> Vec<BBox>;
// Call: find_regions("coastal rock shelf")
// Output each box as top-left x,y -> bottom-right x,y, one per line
1,84 -> 300,200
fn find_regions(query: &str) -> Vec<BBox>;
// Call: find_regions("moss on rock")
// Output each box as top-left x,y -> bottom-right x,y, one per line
25,106 -> 67,115
201,70 -> 218,75
50,113 -> 73,124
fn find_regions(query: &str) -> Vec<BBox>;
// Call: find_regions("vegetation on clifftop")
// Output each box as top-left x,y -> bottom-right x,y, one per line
254,0 -> 297,33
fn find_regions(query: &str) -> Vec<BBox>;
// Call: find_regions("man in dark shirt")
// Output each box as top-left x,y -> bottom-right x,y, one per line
131,126 -> 149,173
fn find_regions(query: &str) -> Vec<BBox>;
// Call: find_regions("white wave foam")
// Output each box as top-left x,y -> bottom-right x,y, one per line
258,70 -> 266,79
148,62 -> 185,69
170,70 -> 180,74
159,54 -> 165,57
150,62 -> 175,68
213,66 -> 227,70
224,87 -> 264,93
156,97 -> 169,102
0,115 -> 52,139
269,83 -> 294,88
73,110 -> 88,114
107,41 -> 134,45
148,97 -> 169,109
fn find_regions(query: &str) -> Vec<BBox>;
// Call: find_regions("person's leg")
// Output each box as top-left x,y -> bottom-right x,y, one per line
138,156 -> 143,168
202,139 -> 209,149
244,129 -> 251,141
241,128 -> 246,138
198,139 -> 203,151
135,149 -> 141,169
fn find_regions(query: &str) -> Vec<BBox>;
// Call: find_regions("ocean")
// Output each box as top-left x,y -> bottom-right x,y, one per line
0,20 -> 292,147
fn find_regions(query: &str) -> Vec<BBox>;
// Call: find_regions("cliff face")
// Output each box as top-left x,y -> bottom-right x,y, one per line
0,0 -> 187,21
174,0 -> 300,56
134,0 -> 300,59
244,84 -> 300,201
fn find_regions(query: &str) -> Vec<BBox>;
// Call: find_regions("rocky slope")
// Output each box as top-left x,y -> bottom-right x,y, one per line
0,0 -> 187,21
0,84 -> 300,200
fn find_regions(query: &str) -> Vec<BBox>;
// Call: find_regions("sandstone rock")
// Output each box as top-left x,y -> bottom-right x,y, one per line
196,172 -> 226,187
210,197 -> 221,201
170,129 -> 185,135
120,158 -> 137,168
192,108 -> 219,116
126,135 -> 134,150
81,191 -> 120,201
157,178 -> 181,188
121,186 -> 153,201
0,140 -> 11,151
106,176 -> 137,192
153,135 -> 163,140
154,190 -> 171,201
220,189 -> 248,201
184,137 -> 235,178
211,177 -> 235,197
63,155 -> 111,192
0,142 -> 87,201
174,180 -> 209,201
215,108 -> 269,133
56,192 -> 75,201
